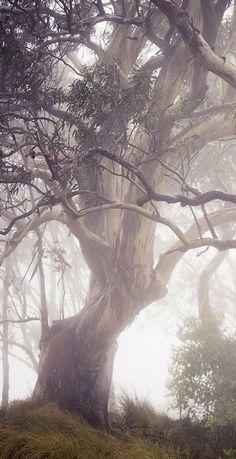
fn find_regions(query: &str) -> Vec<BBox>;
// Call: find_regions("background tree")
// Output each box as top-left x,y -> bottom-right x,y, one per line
169,316 -> 236,425
1,0 -> 236,427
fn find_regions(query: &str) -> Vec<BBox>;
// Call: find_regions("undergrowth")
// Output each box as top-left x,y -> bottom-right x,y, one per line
0,400 -> 186,459
0,397 -> 235,458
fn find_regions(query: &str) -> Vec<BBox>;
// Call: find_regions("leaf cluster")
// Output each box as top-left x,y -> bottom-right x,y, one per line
68,63 -> 152,148
0,7 -> 50,95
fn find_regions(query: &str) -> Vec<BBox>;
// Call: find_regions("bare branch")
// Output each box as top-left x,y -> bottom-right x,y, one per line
0,317 -> 40,325
137,189 -> 236,207
156,207 -> 236,284
0,337 -> 38,372
83,148 -> 236,210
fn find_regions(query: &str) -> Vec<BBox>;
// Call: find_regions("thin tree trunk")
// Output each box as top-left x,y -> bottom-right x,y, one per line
1,266 -> 10,408
198,251 -> 226,321
36,230 -> 49,336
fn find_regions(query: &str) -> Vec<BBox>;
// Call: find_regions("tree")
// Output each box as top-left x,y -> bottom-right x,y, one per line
169,317 -> 236,425
1,0 -> 236,427
1,265 -> 10,408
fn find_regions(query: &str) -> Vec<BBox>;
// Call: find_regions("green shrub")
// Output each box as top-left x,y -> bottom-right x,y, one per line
169,316 -> 236,425
223,449 -> 236,459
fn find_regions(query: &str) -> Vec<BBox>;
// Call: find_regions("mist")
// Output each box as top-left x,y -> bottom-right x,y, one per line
1,1 -> 236,458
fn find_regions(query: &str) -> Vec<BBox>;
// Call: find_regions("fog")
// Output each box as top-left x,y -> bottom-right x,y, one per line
1,3 -> 236,458
1,215 -> 235,411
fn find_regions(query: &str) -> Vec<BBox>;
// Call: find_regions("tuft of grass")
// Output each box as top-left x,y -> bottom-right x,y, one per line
118,393 -> 173,440
0,401 -> 185,459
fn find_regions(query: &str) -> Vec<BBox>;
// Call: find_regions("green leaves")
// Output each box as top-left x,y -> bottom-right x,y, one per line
67,63 -> 152,148
169,317 -> 236,425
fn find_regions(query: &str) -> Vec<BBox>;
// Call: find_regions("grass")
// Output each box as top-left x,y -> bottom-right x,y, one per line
1,397 -> 235,458
0,400 -> 187,459
118,393 -> 173,437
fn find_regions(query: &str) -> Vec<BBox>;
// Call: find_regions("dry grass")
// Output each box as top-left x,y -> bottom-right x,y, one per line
0,401 -> 185,459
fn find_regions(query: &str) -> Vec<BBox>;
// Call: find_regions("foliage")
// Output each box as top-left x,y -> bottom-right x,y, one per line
68,63 -> 153,148
0,6 -> 51,95
115,394 -> 236,459
222,449 -> 236,459
169,316 -> 236,425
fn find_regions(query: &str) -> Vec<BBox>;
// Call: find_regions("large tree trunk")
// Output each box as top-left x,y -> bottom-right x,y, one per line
33,315 -> 117,427
33,247 -> 167,427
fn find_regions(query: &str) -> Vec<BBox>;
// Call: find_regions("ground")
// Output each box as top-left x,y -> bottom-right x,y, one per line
0,399 -> 235,458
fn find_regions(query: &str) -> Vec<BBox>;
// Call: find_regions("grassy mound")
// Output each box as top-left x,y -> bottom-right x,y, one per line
1,398 -> 235,458
0,401 -> 185,459
116,395 -> 236,459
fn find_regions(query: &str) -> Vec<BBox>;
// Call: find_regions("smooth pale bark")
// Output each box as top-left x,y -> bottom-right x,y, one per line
152,0 -> 236,89
169,104 -> 236,156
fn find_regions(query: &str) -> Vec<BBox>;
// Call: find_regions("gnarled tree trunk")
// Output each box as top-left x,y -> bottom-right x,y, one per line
33,254 -> 167,426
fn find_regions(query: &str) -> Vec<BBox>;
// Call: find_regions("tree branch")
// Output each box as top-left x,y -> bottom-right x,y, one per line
0,337 -> 38,372
151,0 -> 236,89
137,189 -> 236,207
0,317 -> 40,325
156,207 -> 236,283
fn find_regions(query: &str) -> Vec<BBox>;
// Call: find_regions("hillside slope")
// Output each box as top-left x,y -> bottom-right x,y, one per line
0,401 -> 185,459
0,400 -> 235,458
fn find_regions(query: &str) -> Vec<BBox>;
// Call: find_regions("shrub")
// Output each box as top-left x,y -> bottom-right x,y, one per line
169,316 -> 236,425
